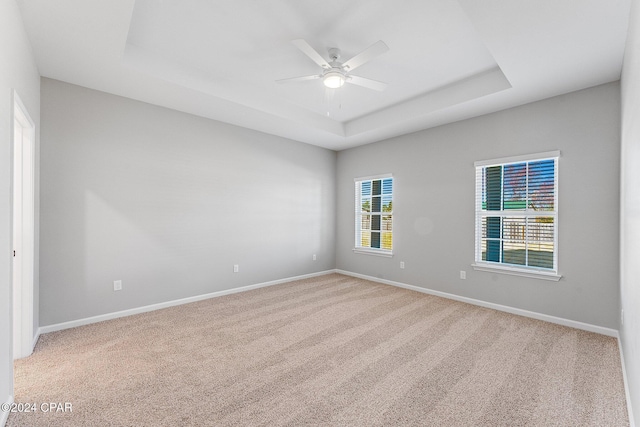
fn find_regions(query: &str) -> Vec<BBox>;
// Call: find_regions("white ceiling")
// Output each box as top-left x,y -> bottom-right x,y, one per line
17,0 -> 631,150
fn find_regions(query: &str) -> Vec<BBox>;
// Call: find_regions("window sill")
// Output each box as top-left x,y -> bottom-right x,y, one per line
472,263 -> 562,281
353,248 -> 394,258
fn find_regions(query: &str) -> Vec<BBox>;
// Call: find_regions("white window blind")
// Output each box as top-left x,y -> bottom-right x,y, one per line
355,175 -> 393,254
474,152 -> 559,276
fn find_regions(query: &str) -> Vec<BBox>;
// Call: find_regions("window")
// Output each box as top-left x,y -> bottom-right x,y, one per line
474,151 -> 560,280
354,175 -> 393,256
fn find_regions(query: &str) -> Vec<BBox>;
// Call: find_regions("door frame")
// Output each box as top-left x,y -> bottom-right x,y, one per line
12,90 -> 35,359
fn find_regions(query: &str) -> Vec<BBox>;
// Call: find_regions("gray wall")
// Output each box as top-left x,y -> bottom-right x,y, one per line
337,82 -> 621,329
39,78 -> 336,326
0,0 -> 41,413
621,0 -> 640,422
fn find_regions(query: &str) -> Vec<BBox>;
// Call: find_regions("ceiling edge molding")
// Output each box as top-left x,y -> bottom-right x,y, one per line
122,42 -> 346,137
345,66 -> 512,137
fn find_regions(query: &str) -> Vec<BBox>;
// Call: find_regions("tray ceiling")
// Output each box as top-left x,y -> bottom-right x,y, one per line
17,0 -> 631,150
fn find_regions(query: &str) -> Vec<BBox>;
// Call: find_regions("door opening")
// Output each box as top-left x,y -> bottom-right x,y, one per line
12,91 -> 35,359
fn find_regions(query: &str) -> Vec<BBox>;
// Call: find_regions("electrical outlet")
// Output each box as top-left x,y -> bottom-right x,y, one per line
233,264 -> 239,273
400,261 -> 405,269
113,280 -> 122,291
460,271 -> 466,280
313,254 -> 317,261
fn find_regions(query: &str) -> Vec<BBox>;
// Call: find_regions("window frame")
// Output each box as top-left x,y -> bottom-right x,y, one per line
472,151 -> 562,281
353,174 -> 394,257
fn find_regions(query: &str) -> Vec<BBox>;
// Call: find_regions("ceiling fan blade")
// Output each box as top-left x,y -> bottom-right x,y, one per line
276,74 -> 321,84
291,39 -> 331,69
342,40 -> 389,71
347,75 -> 388,91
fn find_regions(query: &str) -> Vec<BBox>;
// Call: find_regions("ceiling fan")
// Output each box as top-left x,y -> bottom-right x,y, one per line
277,39 -> 389,91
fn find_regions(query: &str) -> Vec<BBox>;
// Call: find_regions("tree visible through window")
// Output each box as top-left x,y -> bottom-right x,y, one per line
355,176 -> 393,253
475,153 -> 558,273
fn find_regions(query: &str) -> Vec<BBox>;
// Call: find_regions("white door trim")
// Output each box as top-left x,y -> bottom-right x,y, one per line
12,90 -> 35,359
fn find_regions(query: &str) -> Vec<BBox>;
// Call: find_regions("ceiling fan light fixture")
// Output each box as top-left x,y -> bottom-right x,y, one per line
323,71 -> 346,89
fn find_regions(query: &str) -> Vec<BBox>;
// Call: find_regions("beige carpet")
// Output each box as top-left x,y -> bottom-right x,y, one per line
8,273 -> 629,426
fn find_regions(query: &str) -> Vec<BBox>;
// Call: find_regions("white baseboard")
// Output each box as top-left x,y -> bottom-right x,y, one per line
32,329 -> 40,350
42,268 -> 617,338
335,269 -> 618,337
618,335 -> 636,427
40,270 -> 336,334
12,330 -> 41,360
1,395 -> 13,427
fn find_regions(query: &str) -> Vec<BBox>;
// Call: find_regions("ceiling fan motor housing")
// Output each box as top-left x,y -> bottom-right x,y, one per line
322,48 -> 347,88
